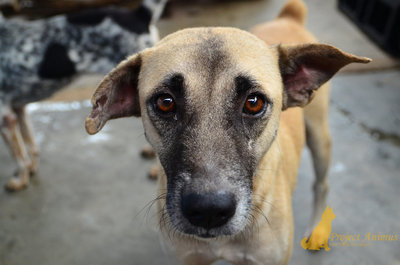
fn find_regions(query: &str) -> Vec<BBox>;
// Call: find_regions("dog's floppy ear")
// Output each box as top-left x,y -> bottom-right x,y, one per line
85,53 -> 142,135
277,44 -> 371,110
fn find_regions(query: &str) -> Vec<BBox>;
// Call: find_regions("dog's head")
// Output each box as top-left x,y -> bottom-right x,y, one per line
86,28 -> 369,238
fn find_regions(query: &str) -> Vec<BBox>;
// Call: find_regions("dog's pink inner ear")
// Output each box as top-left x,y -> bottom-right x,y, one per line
86,81 -> 140,135
89,82 -> 139,120
85,55 -> 142,135
282,64 -> 324,107
278,44 -> 371,110
280,54 -> 338,109
108,83 -> 139,118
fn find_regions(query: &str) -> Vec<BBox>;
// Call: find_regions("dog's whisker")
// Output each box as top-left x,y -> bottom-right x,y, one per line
253,204 -> 270,226
144,193 -> 167,222
136,192 -> 167,218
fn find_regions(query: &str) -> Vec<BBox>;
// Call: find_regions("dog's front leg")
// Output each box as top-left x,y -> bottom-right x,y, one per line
1,107 -> 32,191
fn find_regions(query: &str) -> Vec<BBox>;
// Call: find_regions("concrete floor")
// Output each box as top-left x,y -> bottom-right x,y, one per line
1,0 -> 400,264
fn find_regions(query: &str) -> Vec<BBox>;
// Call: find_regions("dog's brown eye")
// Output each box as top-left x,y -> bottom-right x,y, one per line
156,94 -> 175,113
243,94 -> 265,115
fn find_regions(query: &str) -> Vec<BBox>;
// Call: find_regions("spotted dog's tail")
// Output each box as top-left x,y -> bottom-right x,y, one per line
141,0 -> 167,41
277,0 -> 307,26
142,0 -> 167,24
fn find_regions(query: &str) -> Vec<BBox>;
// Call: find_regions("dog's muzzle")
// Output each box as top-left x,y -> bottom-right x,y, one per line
181,190 -> 236,229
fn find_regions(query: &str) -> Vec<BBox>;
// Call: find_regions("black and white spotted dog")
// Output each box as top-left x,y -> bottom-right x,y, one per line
0,0 -> 167,191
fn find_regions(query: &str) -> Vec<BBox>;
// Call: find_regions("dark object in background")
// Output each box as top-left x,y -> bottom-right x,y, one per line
339,0 -> 400,57
0,0 -> 142,18
0,0 -> 259,18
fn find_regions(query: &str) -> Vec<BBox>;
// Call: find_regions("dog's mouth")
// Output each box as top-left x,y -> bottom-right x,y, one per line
198,232 -> 216,238
173,218 -> 240,239
192,229 -> 232,239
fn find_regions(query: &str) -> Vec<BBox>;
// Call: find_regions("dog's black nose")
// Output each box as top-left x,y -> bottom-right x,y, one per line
181,191 -> 236,229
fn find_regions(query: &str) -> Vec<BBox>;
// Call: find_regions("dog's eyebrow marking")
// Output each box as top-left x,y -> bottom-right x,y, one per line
161,73 -> 185,95
235,75 -> 260,95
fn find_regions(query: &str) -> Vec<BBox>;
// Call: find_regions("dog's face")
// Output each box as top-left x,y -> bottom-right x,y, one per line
139,29 -> 283,238
86,28 -> 369,238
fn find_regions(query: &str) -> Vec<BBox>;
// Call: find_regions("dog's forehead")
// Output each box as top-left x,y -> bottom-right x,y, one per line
155,27 -> 265,49
140,27 -> 281,97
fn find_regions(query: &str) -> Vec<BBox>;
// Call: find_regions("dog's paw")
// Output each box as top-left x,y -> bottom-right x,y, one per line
28,160 -> 38,176
148,163 -> 159,180
29,149 -> 39,176
5,173 -> 29,192
141,145 -> 156,159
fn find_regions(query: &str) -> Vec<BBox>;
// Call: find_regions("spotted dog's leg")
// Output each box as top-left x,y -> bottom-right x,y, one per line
14,106 -> 39,175
1,107 -> 31,191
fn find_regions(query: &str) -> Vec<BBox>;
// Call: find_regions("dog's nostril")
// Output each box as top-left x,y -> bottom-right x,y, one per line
181,191 -> 236,229
217,212 -> 228,219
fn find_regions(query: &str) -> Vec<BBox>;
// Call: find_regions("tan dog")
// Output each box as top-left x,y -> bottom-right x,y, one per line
301,206 -> 336,251
86,0 -> 370,264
